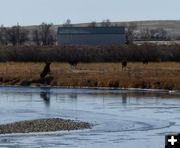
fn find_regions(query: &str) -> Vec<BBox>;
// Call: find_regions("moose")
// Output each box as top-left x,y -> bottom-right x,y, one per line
122,59 -> 127,70
68,59 -> 79,67
40,62 -> 51,79
142,58 -> 148,64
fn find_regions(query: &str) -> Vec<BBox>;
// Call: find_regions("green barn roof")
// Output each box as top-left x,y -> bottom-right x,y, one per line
58,27 -> 125,35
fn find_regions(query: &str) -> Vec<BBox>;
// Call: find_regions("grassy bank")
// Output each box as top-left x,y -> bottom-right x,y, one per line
0,62 -> 180,90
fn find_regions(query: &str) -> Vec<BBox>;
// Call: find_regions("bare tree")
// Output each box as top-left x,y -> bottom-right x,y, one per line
0,25 -> 8,45
140,28 -> 151,40
7,24 -> 29,46
63,19 -> 72,27
154,28 -> 168,40
140,28 -> 169,41
101,19 -> 111,27
32,29 -> 41,46
126,23 -> 137,44
39,23 -> 56,45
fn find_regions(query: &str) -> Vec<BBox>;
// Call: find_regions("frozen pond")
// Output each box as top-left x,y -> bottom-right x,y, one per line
0,86 -> 180,148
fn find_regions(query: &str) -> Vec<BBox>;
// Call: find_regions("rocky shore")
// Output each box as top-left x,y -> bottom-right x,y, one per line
0,118 -> 91,134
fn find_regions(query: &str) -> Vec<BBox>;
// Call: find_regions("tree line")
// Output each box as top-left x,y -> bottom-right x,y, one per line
0,23 -> 56,46
0,44 -> 179,62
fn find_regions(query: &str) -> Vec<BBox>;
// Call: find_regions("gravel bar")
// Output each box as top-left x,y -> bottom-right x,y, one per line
0,118 -> 91,134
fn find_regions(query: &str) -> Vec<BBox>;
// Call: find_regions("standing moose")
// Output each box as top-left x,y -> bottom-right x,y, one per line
40,62 -> 51,79
68,58 -> 79,68
122,59 -> 127,70
142,58 -> 148,64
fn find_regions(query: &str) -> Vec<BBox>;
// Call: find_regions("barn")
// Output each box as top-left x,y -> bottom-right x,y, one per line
57,27 -> 126,45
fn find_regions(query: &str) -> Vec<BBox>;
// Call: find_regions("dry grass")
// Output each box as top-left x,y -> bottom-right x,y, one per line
0,62 -> 180,90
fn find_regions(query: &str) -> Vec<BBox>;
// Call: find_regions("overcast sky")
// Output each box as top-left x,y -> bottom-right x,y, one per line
0,0 -> 179,26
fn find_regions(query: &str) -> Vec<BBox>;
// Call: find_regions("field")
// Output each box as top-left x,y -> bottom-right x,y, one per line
0,62 -> 180,90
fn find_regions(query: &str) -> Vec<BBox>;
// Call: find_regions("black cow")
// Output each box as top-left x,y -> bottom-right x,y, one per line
40,62 -> 51,78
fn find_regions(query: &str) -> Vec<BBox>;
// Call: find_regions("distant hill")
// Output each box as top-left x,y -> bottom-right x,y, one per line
23,20 -> 180,40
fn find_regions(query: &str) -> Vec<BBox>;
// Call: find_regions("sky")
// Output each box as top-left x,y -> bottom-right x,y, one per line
0,0 -> 179,26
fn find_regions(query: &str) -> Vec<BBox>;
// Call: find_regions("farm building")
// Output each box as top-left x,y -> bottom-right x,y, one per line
57,27 -> 126,45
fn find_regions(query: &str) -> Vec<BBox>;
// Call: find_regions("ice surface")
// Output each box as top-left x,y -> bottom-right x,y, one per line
0,87 -> 179,148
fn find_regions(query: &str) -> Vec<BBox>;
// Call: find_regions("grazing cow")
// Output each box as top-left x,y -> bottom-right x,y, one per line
122,59 -> 127,70
142,59 -> 148,64
40,62 -> 51,78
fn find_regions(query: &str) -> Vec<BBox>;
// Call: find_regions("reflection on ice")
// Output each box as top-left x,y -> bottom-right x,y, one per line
40,88 -> 51,107
122,93 -> 127,104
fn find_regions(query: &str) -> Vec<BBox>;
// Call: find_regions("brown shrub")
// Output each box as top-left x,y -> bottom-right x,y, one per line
0,44 -> 179,62
107,79 -> 119,87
